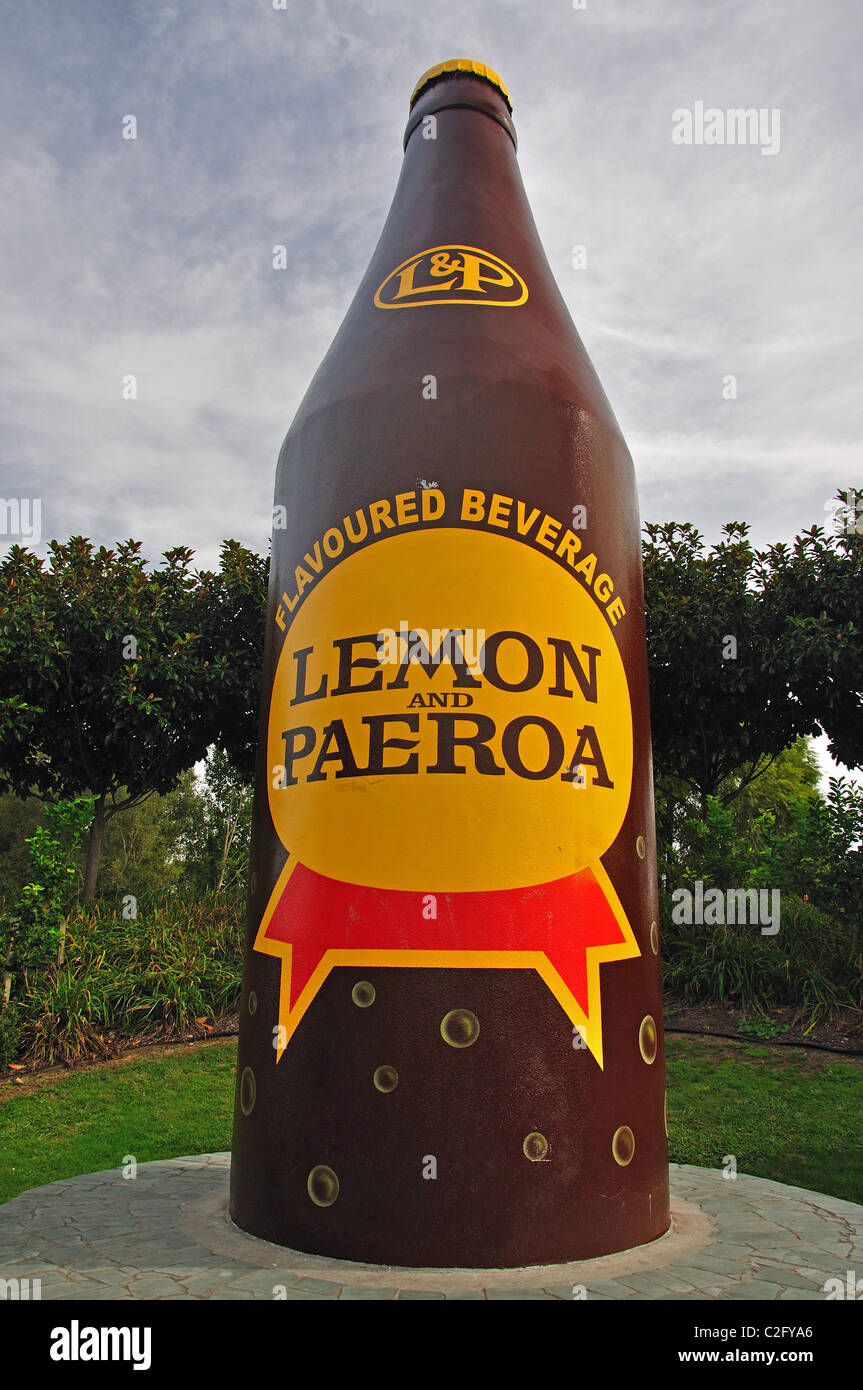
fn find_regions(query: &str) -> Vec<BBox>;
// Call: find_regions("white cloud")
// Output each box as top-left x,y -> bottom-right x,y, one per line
0,0 -> 860,578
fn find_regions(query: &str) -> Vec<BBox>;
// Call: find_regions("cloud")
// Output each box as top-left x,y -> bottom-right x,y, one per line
0,0 -> 860,577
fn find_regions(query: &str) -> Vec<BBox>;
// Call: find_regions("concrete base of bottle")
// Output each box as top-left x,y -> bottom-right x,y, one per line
2,1156 -> 858,1299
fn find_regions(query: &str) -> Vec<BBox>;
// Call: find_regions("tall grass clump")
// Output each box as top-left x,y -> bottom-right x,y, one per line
17,891 -> 244,1066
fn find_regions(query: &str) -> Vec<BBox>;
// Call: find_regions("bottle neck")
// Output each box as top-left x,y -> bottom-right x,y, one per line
404,75 -> 517,151
389,77 -> 527,247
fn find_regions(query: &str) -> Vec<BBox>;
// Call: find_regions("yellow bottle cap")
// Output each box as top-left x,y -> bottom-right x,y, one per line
409,59 -> 512,112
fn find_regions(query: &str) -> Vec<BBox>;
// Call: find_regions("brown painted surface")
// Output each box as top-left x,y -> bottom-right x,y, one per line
230,66 -> 670,1267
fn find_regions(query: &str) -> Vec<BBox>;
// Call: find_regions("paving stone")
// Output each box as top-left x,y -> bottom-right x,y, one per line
446,1291 -> 487,1300
31,1285 -> 82,1301
484,1289 -> 558,1300
799,1243 -> 854,1260
289,1277 -> 342,1296
722,1280 -> 785,1300
655,1291 -> 713,1299
79,1268 -> 140,1287
750,1263 -> 825,1291
33,1240 -> 89,1256
126,1276 -> 185,1297
685,1253 -> 756,1276
49,1282 -> 123,1300
158,1254 -> 230,1269
123,1230 -> 184,1246
797,1267 -> 846,1289
657,1266 -> 736,1292
614,1271 -> 698,1296
62,1286 -> 136,1301
692,1243 -> 756,1261
578,1279 -> 643,1298
226,1271 -> 300,1296
397,1290 -> 445,1299
338,1287 -> 398,1299
81,1244 -> 142,1262
278,1289 -> 344,1300
78,1216 -> 138,1231
788,1252 -> 856,1276
711,1223 -> 778,1240
174,1275 -> 237,1297
778,1287 -> 821,1300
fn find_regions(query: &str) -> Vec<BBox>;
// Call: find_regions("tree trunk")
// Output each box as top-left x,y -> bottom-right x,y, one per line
2,936 -> 13,1005
215,805 -> 239,897
56,918 -> 67,968
82,794 -> 107,903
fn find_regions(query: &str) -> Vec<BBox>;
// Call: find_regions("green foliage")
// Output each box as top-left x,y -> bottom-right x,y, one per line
644,521 -> 808,806
0,537 -> 266,897
728,737 -> 821,831
0,795 -> 43,906
173,748 -> 253,897
0,795 -> 94,1064
194,541 -> 268,781
756,504 -> 863,772
94,775 -> 197,900
738,1018 -> 790,1040
18,892 -> 243,1066
0,999 -> 22,1068
644,497 -> 863,805
657,742 -> 863,1023
1,795 -> 94,974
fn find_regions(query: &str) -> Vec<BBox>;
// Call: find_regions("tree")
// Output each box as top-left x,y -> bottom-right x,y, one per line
643,500 -> 862,814
0,537 -> 265,899
655,739 -> 822,895
756,506 -> 863,771
173,747 -> 253,897
94,773 -> 200,901
196,541 -> 268,780
723,736 -> 821,837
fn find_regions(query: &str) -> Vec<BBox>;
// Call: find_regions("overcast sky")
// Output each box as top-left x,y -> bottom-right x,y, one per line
1,0 -> 860,577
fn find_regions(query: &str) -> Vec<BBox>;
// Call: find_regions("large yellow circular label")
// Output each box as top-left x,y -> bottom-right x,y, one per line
267,528 -> 632,891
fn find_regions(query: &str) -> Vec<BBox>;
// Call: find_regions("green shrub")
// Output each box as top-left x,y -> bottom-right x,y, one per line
0,1000 -> 22,1068
15,891 -> 244,1065
661,896 -> 861,1025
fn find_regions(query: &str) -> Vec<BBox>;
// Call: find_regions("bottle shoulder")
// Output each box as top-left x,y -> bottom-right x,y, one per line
287,280 -> 623,443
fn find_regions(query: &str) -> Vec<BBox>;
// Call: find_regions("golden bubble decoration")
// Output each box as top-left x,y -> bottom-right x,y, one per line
307,1165 -> 340,1207
440,1008 -> 480,1048
612,1125 -> 635,1167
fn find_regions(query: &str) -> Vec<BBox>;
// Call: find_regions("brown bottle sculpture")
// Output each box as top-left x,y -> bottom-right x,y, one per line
230,59 -> 670,1268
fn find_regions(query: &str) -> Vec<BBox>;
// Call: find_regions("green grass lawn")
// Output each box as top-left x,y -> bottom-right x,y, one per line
666,1037 -> 862,1201
0,1041 -> 237,1204
0,1036 -> 860,1207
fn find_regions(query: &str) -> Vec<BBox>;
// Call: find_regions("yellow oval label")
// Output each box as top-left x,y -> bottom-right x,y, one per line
267,527 -> 631,891
374,245 -> 528,309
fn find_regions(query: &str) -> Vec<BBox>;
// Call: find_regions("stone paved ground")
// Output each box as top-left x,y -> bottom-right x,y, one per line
0,1158 -> 860,1300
